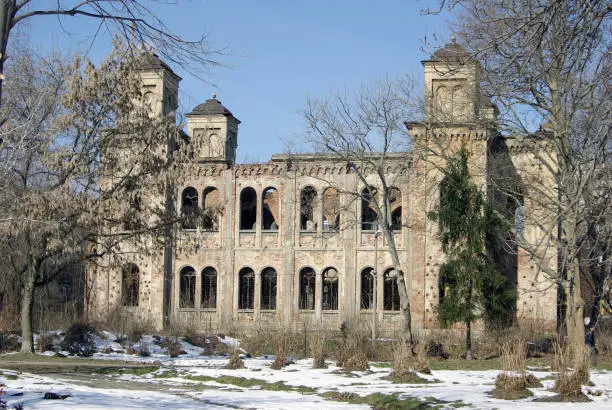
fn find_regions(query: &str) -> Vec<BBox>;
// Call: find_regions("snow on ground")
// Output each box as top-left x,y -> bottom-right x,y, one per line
1,333 -> 611,409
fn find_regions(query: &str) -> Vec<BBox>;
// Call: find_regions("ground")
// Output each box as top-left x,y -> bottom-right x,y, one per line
1,334 -> 611,409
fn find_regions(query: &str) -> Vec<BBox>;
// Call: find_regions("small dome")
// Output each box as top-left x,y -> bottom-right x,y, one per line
136,52 -> 179,77
428,40 -> 470,62
187,95 -> 235,117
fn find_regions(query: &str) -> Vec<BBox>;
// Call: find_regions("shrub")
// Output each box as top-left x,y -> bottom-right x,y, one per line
554,343 -> 590,397
163,337 -> 184,358
225,349 -> 245,369
336,320 -> 371,371
309,335 -> 327,369
37,333 -> 56,353
139,341 -> 151,357
0,334 -> 21,352
270,335 -> 287,370
60,323 -> 96,357
425,340 -> 449,359
492,338 -> 541,400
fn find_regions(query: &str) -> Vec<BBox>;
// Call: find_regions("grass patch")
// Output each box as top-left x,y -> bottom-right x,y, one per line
154,369 -> 180,378
371,362 -> 393,368
383,371 -> 437,384
184,374 -> 316,394
0,370 -> 18,380
93,366 -> 159,376
322,391 -> 458,409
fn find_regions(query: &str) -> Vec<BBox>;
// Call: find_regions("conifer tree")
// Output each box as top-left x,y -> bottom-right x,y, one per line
428,146 -> 510,360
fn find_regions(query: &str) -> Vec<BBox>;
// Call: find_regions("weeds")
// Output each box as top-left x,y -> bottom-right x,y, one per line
309,334 -> 327,369
554,342 -> 590,398
224,349 -> 245,369
491,338 -> 541,400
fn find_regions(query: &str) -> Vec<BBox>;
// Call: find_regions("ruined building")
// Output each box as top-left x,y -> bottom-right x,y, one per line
86,42 -> 559,333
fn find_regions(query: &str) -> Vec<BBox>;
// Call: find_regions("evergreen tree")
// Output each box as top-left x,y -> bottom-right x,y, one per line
428,146 -> 511,359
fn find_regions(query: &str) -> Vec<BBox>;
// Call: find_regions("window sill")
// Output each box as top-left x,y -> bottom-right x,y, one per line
200,308 -> 217,312
178,307 -> 196,311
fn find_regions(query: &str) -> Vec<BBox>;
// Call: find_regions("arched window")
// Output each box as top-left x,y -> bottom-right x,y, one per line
322,267 -> 339,311
121,263 -> 139,307
299,267 -> 316,310
383,268 -> 401,311
240,187 -> 257,230
179,266 -> 196,308
361,187 -> 377,231
238,267 -> 255,310
323,187 -> 340,231
202,187 -> 221,231
389,187 -> 402,231
300,186 -> 317,231
181,187 -> 199,230
201,267 -> 217,309
360,267 -> 375,309
262,187 -> 279,230
260,267 -> 277,310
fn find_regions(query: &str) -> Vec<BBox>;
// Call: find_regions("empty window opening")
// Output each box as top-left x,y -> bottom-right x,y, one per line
322,267 -> 339,310
201,267 -> 217,309
389,187 -> 402,231
260,267 -> 277,310
202,187 -> 221,231
181,187 -> 199,230
323,188 -> 340,230
179,266 -> 196,308
299,267 -> 316,310
300,186 -> 318,231
238,267 -> 255,309
123,192 -> 143,231
383,268 -> 401,311
262,187 -> 280,230
240,187 -> 257,230
361,187 -> 378,231
121,263 -> 139,307
360,267 -> 375,309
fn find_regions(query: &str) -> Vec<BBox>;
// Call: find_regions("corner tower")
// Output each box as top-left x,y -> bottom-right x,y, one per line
186,95 -> 240,164
137,53 -> 181,119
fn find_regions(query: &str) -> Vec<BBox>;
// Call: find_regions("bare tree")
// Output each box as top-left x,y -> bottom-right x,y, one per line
0,40 -> 181,353
0,0 -> 219,104
432,0 -> 611,350
302,76 -> 417,347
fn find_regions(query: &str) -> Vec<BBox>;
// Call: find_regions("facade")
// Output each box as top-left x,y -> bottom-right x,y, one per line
86,43 -> 559,333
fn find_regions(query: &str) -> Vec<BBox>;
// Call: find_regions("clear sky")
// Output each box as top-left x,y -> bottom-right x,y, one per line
23,0 -> 452,163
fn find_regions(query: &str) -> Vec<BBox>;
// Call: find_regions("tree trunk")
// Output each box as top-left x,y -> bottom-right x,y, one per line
0,0 -> 15,106
20,265 -> 36,354
384,228 -> 414,348
465,320 -> 473,360
565,259 -> 585,354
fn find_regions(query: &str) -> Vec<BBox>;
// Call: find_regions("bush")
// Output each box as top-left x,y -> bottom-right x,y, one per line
309,335 -> 327,369
425,340 -> 449,359
37,333 -> 56,353
163,336 -> 185,358
225,349 -> 245,369
0,334 -> 21,353
336,320 -> 372,371
60,323 -> 96,357
554,343 -> 590,397
492,338 -> 541,400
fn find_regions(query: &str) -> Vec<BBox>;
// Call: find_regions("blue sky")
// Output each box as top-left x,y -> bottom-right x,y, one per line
23,0 -> 451,162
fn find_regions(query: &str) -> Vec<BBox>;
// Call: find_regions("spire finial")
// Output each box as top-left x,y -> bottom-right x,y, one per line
451,34 -> 457,43
212,93 -> 217,100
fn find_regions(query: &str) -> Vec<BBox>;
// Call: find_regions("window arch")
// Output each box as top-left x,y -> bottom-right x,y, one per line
240,187 -> 257,230
383,268 -> 401,311
262,187 -> 280,230
361,187 -> 378,231
360,267 -> 375,309
299,267 -> 316,310
260,267 -> 277,310
181,187 -> 199,230
201,267 -> 217,309
322,267 -> 339,310
121,263 -> 139,307
202,187 -> 221,231
323,187 -> 340,230
300,186 -> 317,231
179,266 -> 196,308
238,267 -> 255,309
389,187 -> 402,231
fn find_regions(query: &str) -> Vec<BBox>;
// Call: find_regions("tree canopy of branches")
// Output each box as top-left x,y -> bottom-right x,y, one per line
435,0 -> 611,351
428,146 -> 513,359
0,0 -> 219,104
303,76 -> 417,346
0,40 -> 180,353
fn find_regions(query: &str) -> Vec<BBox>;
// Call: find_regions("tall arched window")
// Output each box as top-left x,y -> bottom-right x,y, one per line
240,187 -> 257,230
179,266 -> 196,308
389,187 -> 402,231
322,267 -> 339,311
201,267 -> 217,309
202,187 -> 221,231
181,187 -> 199,230
360,267 -> 374,309
262,187 -> 279,230
361,187 -> 377,231
323,187 -> 340,231
121,263 -> 139,307
383,268 -> 401,311
300,186 -> 317,231
299,267 -> 316,310
260,267 -> 277,310
238,267 -> 255,309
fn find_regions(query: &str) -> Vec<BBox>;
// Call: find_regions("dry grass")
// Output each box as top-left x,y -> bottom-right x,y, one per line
491,338 -> 542,400
225,349 -> 245,369
336,320 -> 372,371
554,342 -> 590,397
270,333 -> 287,370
